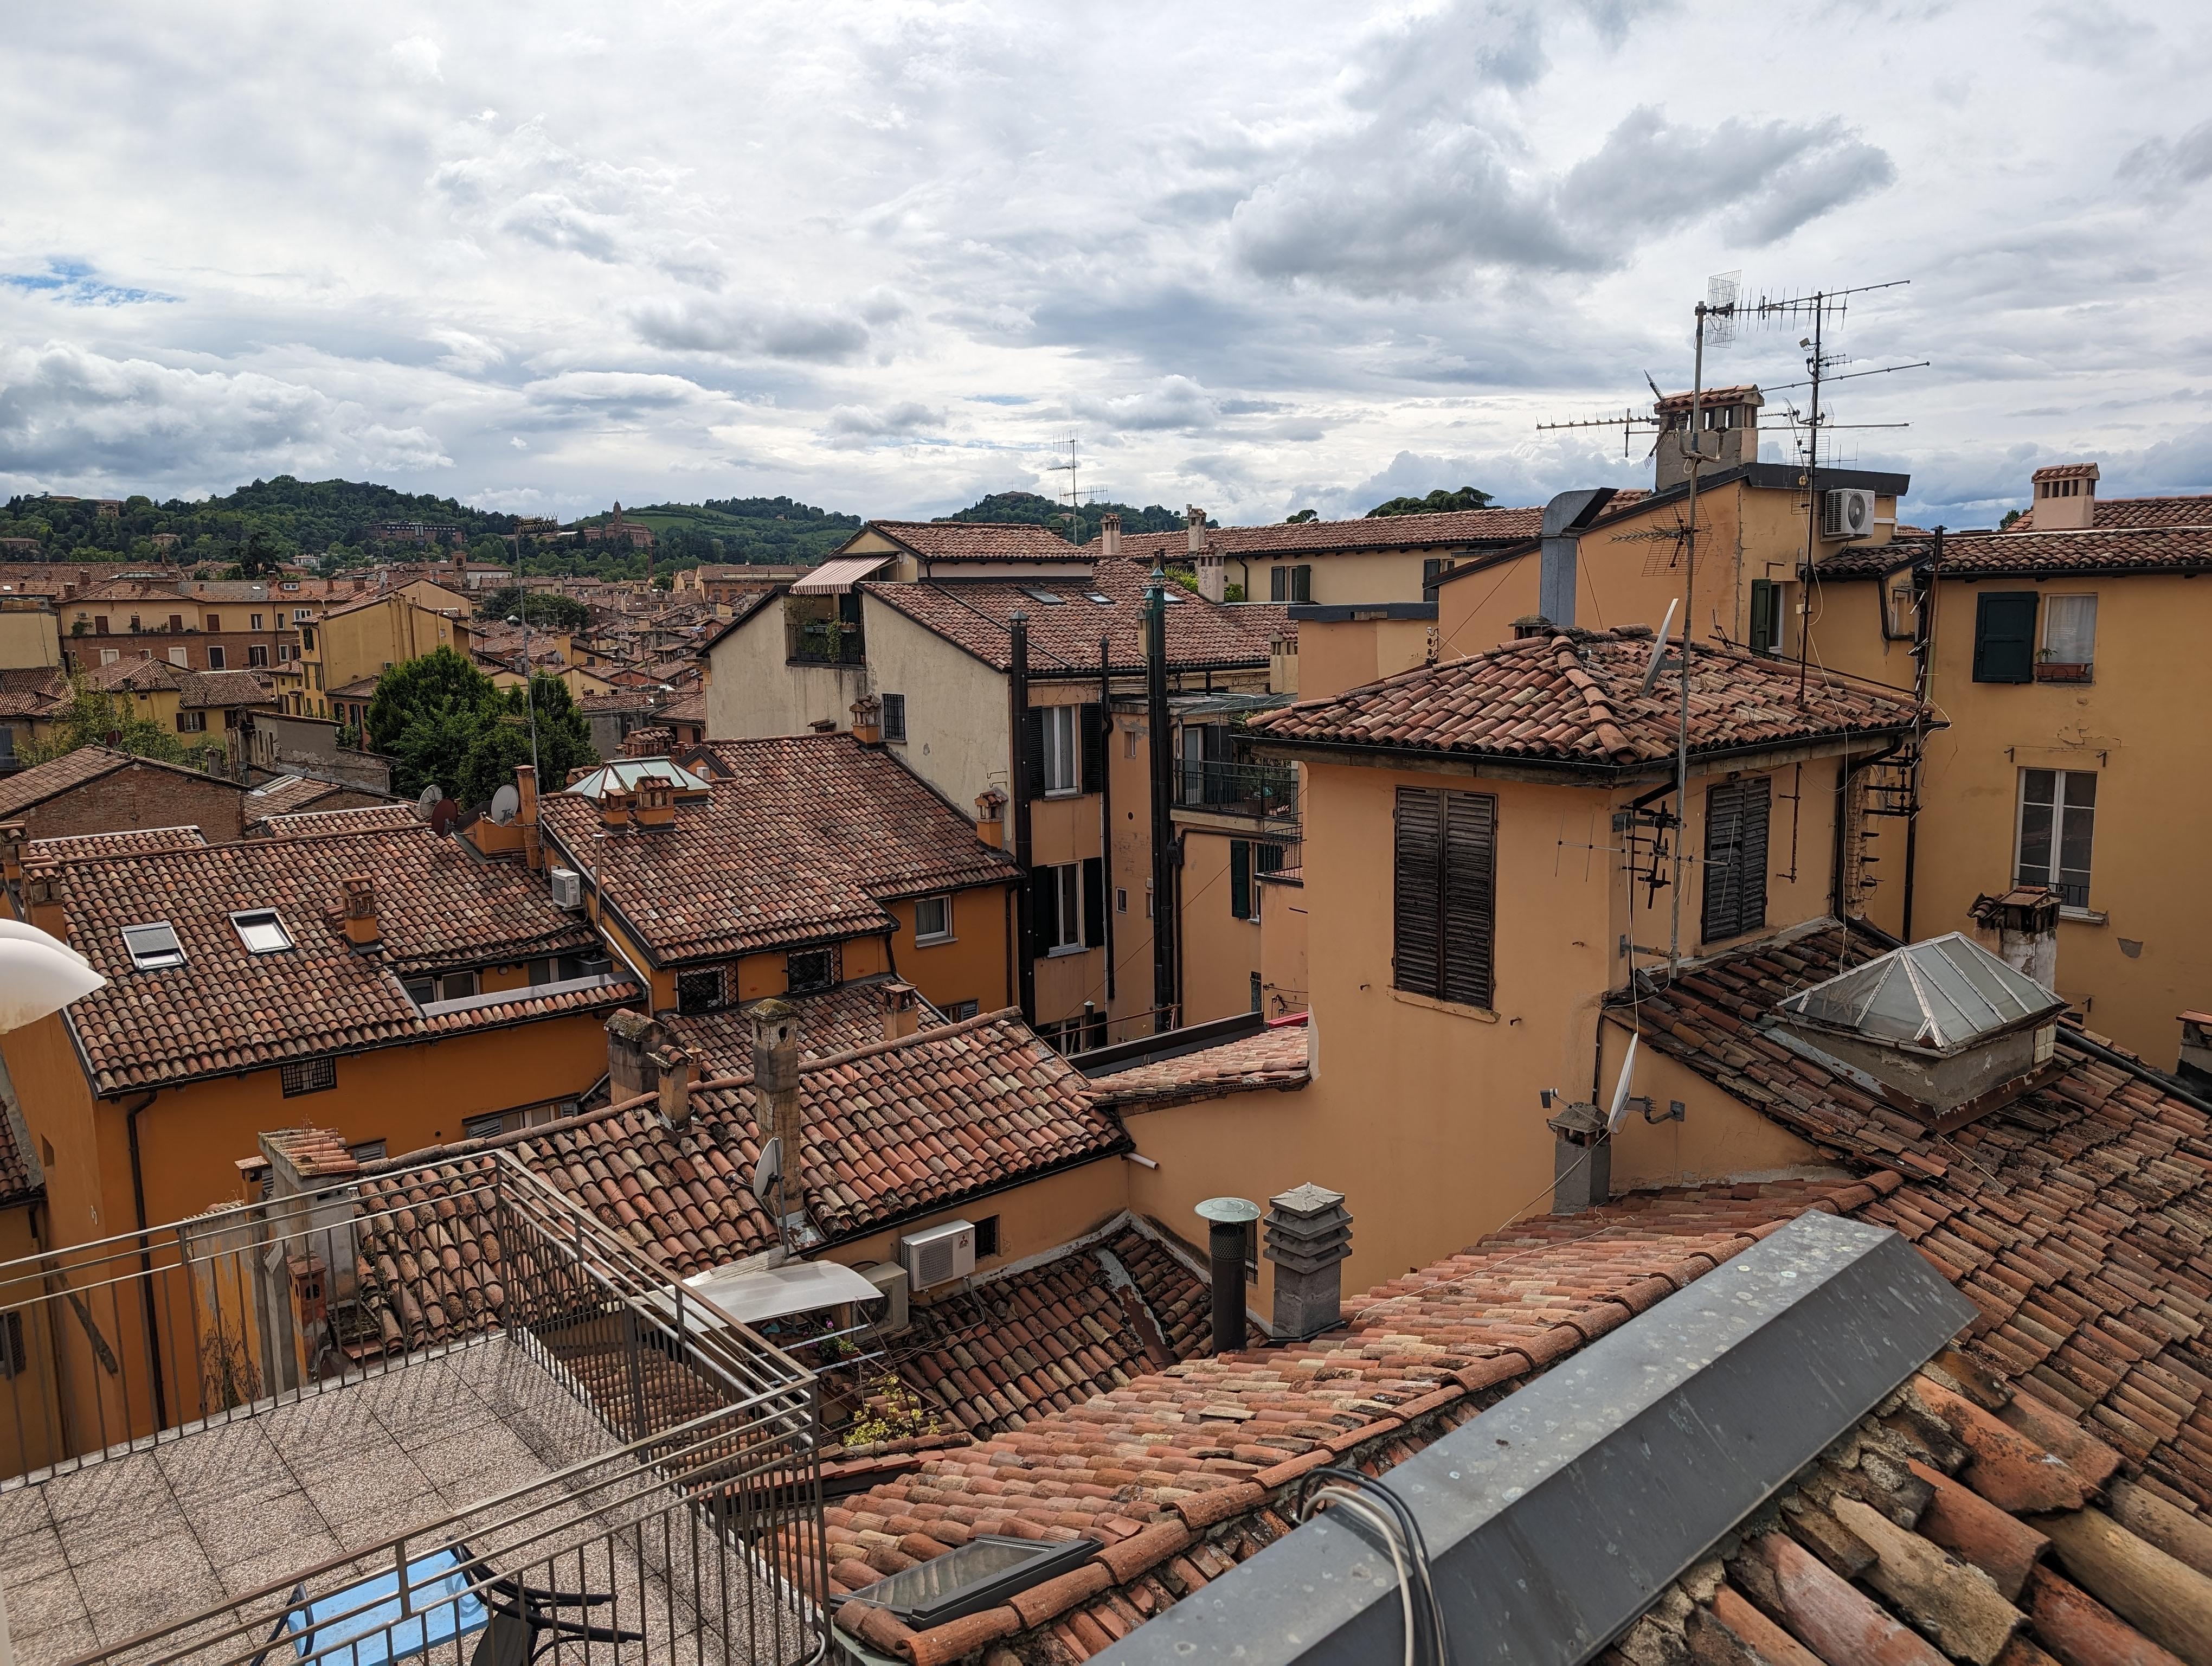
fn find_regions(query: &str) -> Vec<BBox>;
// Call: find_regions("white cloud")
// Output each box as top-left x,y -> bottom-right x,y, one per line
388,34 -> 442,81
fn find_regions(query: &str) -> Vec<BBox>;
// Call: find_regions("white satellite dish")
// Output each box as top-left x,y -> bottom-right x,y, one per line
415,783 -> 442,821
1639,600 -> 1680,695
488,784 -> 520,825
1606,1035 -> 1641,1133
0,918 -> 91,970
0,941 -> 107,1034
750,1136 -> 782,1209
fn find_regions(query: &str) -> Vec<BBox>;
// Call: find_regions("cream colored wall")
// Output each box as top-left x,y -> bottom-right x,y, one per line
859,600 -> 1010,813
1597,1021 -> 1828,1191
1297,616 -> 1435,701
1178,829 -> 1262,1024
1236,548 -> 1455,608
1259,873 -> 1309,1018
704,603 -> 865,739
825,1156 -> 1129,1280
0,609 -> 61,670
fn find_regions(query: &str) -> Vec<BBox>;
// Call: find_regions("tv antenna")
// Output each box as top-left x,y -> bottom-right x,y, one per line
1046,435 -> 1108,547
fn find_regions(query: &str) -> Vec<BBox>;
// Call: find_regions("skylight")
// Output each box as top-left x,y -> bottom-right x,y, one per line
1774,932 -> 2063,1055
1022,588 -> 1065,605
230,909 -> 293,954
121,922 -> 185,970
844,1535 -> 1098,1629
1086,592 -> 1114,605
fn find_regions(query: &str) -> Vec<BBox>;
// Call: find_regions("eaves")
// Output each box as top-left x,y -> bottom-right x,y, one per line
1247,724 -> 1925,785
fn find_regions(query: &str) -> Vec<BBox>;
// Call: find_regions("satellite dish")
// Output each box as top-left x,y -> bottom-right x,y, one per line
415,783 -> 442,821
750,1137 -> 782,1209
429,798 -> 460,835
488,784 -> 520,825
1640,599 -> 1680,695
1606,1034 -> 1641,1134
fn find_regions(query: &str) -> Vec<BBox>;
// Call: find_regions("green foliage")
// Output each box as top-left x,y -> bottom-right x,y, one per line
1366,485 -> 1496,518
366,648 -> 597,806
1998,508 -> 2022,530
613,497 -> 862,571
843,1374 -> 942,1447
1285,509 -> 1318,523
475,588 -> 593,634
21,676 -> 200,768
943,491 -> 1187,544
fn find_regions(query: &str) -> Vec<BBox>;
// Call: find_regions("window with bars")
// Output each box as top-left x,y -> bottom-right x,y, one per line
786,945 -> 839,995
1701,776 -> 1771,943
280,1057 -> 337,1098
677,966 -> 729,1013
1392,787 -> 1496,1010
880,692 -> 907,742
2017,768 -> 2095,909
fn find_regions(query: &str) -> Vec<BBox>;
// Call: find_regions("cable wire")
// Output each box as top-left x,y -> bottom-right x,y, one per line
1300,1467 -> 1452,1666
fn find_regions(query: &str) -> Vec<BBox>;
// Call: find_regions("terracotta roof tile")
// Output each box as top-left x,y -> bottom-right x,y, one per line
1823,523 -> 2212,579
847,521 -> 1084,563
1086,1022 -> 1311,1112
2011,492 -> 2212,531
661,978 -> 947,1074
26,825 -> 209,860
257,804 -> 422,839
0,746 -> 237,821
1113,505 -> 1579,560
1251,630 -> 1925,768
245,774 -> 354,818
177,669 -> 278,708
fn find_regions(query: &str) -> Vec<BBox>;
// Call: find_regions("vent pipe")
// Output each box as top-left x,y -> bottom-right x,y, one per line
1264,1184 -> 1352,1340
1536,488 -> 1617,629
1195,1196 -> 1258,1354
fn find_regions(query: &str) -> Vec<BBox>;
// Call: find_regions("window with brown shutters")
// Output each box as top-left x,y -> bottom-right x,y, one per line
1701,776 -> 1771,943
1393,787 -> 1496,1009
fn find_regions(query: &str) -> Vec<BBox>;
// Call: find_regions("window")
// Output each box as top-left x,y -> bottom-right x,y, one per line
168,645 -> 189,667
787,946 -> 838,994
1032,858 -> 1103,955
973,1216 -> 1000,1259
177,709 -> 207,732
947,999 -> 980,1020
230,909 -> 293,953
208,646 -> 226,669
1748,579 -> 1784,656
914,893 -> 953,943
880,692 -> 907,743
403,976 -> 435,1005
1231,840 -> 1254,920
463,1112 -> 504,1141
1250,971 -> 1264,1013
293,608 -> 312,622
1022,588 -> 1065,605
99,649 -> 119,665
1972,591 -> 2039,683
1269,565 -> 1313,603
1116,887 -> 1128,914
280,1057 -> 337,1097
94,614 -> 109,634
1392,787 -> 1495,1009
1701,776 -> 1771,943
1422,557 -> 1456,594
347,1139 -> 386,1165
2017,768 -> 2095,909
0,1310 -> 24,1379
204,614 -> 220,632
1043,705 -> 1079,794
437,970 -> 478,1001
122,921 -> 187,970
677,966 -> 729,1013
248,645 -> 269,668
250,613 -> 265,630
2042,594 -> 2097,670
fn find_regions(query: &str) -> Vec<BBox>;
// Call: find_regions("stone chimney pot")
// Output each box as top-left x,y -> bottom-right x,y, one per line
1263,1183 -> 1353,1340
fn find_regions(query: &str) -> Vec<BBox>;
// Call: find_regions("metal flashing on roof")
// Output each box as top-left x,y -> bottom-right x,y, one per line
1104,1211 -> 1976,1666
1283,601 -> 1437,623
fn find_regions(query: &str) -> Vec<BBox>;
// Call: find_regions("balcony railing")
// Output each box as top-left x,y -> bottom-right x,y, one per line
0,1150 -> 826,1666
1174,758 -> 1298,823
787,621 -> 864,665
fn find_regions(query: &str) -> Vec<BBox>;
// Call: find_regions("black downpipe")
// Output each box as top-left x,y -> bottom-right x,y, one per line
1009,613 -> 1036,1024
1144,576 -> 1178,1034
124,1092 -> 169,1428
1098,636 -> 1116,1007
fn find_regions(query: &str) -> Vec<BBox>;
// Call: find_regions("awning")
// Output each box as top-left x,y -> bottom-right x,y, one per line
790,554 -> 893,594
673,1257 -> 883,1327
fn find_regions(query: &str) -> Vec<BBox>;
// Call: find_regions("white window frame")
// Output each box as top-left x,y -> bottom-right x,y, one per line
2015,767 -> 2097,914
437,969 -> 479,1002
2041,594 -> 2097,667
914,892 -> 954,944
1042,704 -> 1080,796
230,909 -> 293,954
122,921 -> 187,970
1047,862 -> 1083,953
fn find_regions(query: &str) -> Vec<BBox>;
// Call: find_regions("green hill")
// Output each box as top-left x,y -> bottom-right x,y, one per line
607,497 -> 863,568
942,491 -> 1186,544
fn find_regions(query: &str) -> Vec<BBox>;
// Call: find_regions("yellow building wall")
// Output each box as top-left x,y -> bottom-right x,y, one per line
1598,1022 -> 1828,1191
1178,829 -> 1262,1025
1235,548 -> 1456,608
1258,872 -> 1309,1018
883,890 -> 1012,1017
0,608 -> 61,670
825,1157 -> 1129,1285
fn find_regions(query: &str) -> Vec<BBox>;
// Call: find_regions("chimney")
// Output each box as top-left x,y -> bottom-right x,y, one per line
340,875 -> 380,948
1537,488 -> 1617,629
2030,463 -> 2099,530
657,1044 -> 693,1131
1263,1183 -> 1353,1340
1195,547 -> 1226,605
849,694 -> 883,746
1194,1197 -> 1258,1354
1970,886 -> 2060,992
1652,385 -> 1763,489
21,861 -> 67,941
879,979 -> 921,1042
597,786 -> 635,830
1185,505 -> 1207,562
751,998 -> 803,1229
632,773 -> 676,830
1546,1100 -> 1610,1214
974,787 -> 1007,849
606,1010 -> 666,1103
1099,512 -> 1122,561
0,821 -> 25,884
515,764 -> 542,870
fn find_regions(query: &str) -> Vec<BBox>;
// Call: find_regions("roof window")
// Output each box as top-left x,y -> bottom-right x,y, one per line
1022,588 -> 1065,605
121,922 -> 186,970
230,909 -> 293,954
844,1535 -> 1098,1631
1086,592 -> 1114,606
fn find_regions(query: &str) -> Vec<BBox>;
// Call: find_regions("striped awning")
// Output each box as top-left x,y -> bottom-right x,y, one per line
790,554 -> 893,594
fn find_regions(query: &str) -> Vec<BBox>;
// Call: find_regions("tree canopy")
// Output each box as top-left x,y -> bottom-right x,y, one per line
474,587 -> 593,634
365,646 -> 596,806
1365,486 -> 1497,518
943,491 -> 1187,544
21,676 -> 227,772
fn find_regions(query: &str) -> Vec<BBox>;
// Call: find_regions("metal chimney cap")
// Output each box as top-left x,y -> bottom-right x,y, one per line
1195,1196 -> 1261,1225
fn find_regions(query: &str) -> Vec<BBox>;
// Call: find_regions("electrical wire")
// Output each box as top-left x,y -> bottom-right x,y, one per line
1300,1467 -> 1452,1666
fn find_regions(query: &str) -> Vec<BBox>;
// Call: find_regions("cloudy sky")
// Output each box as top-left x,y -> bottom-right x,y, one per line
3,1 -> 2207,527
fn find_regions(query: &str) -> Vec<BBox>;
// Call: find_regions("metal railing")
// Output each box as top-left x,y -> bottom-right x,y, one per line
0,1151 -> 826,1666
1174,758 -> 1298,823
786,622 -> 864,666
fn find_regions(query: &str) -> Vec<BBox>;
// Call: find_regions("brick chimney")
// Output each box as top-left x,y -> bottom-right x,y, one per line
750,997 -> 802,1216
1099,512 -> 1122,561
974,787 -> 1007,849
340,875 -> 380,947
596,786 -> 634,830
0,821 -> 25,885
2031,463 -> 2099,530
21,861 -> 66,941
1264,1183 -> 1353,1340
657,1043 -> 693,1131
632,773 -> 676,830
879,979 -> 921,1042
1184,505 -> 1207,564
606,1010 -> 666,1103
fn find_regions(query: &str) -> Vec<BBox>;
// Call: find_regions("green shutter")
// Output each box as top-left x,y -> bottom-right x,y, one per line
1749,579 -> 1774,655
1230,840 -> 1252,920
1973,592 -> 2039,683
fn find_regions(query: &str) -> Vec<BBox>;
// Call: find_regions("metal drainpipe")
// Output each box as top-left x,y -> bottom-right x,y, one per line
123,1091 -> 168,1428
1144,572 -> 1177,1034
1098,635 -> 1115,1008
1009,612 -> 1036,1024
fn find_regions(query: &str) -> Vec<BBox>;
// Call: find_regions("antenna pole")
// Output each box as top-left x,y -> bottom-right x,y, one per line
1798,292 -> 1825,707
1668,308 -> 1709,981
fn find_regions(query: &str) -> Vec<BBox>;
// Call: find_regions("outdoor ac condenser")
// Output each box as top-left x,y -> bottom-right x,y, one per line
899,1219 -> 975,1290
861,1261 -> 911,1337
549,867 -> 582,908
1822,488 -> 1876,541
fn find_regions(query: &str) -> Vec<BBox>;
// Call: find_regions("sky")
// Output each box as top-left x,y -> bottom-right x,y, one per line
3,1 -> 2208,529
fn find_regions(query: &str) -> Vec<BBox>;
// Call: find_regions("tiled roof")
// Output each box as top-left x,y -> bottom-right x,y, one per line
881,1222 -> 1224,1440
542,736 -> 1018,965
1652,382 -> 1761,414
353,1011 -> 1128,1319
663,689 -> 706,724
1114,506 -> 1558,561
824,1176 -> 1891,1659
846,521 -> 1084,564
178,669 -> 277,708
257,804 -> 422,839
44,825 -> 631,1095
79,656 -> 179,693
0,668 -> 63,719
244,774 -> 348,817
1250,629 -> 1925,770
1613,919 -> 2212,1517
27,825 -> 209,861
0,1092 -> 41,1207
862,558 -> 1287,678
1085,1021 -> 1311,1112
2014,492 -> 2212,531
262,1126 -> 362,1179
2032,462 -> 2101,482
0,746 -> 234,821
1824,522 -> 2212,579
660,978 -> 947,1075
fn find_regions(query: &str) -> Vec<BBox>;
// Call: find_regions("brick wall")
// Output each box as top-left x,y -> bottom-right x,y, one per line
63,629 -> 301,674
22,764 -> 248,842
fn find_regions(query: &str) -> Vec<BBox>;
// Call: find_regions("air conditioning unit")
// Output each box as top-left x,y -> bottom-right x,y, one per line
1822,488 -> 1876,542
549,867 -> 582,908
860,1261 -> 910,1338
899,1219 -> 975,1291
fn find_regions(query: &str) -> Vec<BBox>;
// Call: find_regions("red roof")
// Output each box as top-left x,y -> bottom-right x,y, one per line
1250,629 -> 1925,770
257,804 -> 421,839
1823,522 -> 2212,578
1114,505 -> 1565,561
2009,494 -> 2212,533
846,521 -> 1084,564
0,746 -> 242,822
1086,1022 -> 1311,1112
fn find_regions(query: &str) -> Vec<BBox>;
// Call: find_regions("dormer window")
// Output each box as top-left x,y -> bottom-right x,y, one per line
786,946 -> 838,995
122,922 -> 186,970
230,909 -> 293,954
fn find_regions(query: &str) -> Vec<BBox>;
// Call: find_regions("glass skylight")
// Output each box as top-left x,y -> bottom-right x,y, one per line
1774,932 -> 2063,1055
121,921 -> 185,970
1023,588 -> 1066,605
230,909 -> 293,954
